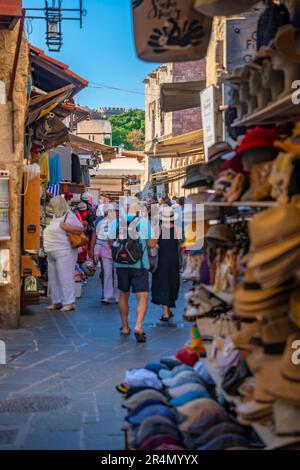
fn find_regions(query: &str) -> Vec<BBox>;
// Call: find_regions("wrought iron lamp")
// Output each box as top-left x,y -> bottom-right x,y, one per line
26,0 -> 86,52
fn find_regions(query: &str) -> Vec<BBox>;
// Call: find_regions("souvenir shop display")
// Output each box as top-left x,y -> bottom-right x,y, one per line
109,1 -> 300,451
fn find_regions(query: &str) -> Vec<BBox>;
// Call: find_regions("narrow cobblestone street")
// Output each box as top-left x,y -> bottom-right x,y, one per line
0,276 -> 190,450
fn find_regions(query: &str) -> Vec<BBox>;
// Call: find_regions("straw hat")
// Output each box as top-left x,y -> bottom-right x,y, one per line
253,245 -> 300,289
275,24 -> 300,64
231,321 -> 261,352
234,275 -> 296,305
182,163 -> 212,189
193,0 -> 260,17
246,316 -> 299,373
290,291 -> 300,328
205,224 -> 235,245
160,206 -> 178,225
273,400 -> 300,436
259,334 -> 300,405
234,294 -> 291,314
247,204 -> 300,269
207,141 -> 235,163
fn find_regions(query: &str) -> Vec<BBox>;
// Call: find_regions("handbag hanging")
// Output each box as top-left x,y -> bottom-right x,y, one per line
132,0 -> 212,62
256,0 -> 290,51
64,214 -> 88,249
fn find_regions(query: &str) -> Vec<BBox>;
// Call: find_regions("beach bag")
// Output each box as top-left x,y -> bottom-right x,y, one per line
132,0 -> 212,62
64,215 -> 88,249
256,0 -> 290,51
148,246 -> 159,273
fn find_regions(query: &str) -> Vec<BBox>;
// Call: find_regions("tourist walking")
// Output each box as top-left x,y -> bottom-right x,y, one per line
108,197 -> 157,343
151,206 -> 180,321
91,203 -> 119,304
43,196 -> 84,312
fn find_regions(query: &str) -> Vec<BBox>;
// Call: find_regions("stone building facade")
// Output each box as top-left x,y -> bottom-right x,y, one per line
0,27 -> 29,327
76,119 -> 112,146
144,60 -> 205,198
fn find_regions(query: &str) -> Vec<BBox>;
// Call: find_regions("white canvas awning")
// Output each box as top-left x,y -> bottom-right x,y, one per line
95,157 -> 145,177
160,80 -> 206,112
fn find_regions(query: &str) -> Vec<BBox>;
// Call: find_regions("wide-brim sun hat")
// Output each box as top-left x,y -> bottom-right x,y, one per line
182,163 -> 213,189
193,0 -> 260,17
205,224 -> 236,245
247,204 -> 300,269
160,206 -> 178,223
81,192 -> 91,202
259,334 -> 300,405
246,316 -> 299,373
233,276 -> 297,305
275,24 -> 300,64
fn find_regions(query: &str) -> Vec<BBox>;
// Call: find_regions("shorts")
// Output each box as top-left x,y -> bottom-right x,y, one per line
116,268 -> 149,293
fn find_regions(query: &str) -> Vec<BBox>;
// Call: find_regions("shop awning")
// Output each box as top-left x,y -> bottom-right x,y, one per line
151,129 -> 204,158
94,157 -> 145,177
29,45 -> 88,97
160,80 -> 206,113
150,159 -> 203,186
26,84 -> 75,126
66,134 -> 115,156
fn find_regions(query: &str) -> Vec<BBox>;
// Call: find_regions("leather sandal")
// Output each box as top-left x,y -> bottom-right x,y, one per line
120,327 -> 131,336
134,330 -> 147,343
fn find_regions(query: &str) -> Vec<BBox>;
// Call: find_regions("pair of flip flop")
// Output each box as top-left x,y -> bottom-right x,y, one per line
159,312 -> 174,322
120,328 -> 147,343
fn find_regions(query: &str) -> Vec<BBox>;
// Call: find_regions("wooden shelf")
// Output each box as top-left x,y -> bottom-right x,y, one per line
232,93 -> 300,128
201,283 -> 233,305
203,201 -> 277,208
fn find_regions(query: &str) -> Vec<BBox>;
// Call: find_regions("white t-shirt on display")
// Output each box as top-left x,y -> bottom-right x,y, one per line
43,212 -> 83,252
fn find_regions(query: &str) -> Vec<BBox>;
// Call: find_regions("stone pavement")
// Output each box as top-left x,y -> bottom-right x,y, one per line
0,275 -> 190,450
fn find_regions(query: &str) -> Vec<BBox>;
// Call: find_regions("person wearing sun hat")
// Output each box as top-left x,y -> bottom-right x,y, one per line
151,206 -> 180,322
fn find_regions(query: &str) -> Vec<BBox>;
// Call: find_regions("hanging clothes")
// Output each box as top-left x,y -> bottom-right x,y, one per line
49,154 -> 62,186
39,152 -> 50,190
71,153 -> 82,183
47,183 -> 60,196
81,165 -> 90,187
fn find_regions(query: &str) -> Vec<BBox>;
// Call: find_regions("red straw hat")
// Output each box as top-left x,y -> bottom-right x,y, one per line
236,127 -> 279,156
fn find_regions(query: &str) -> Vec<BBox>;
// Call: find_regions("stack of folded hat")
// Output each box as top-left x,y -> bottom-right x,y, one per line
246,203 -> 300,289
183,285 -> 223,322
229,202 -> 300,439
233,268 -> 296,319
118,353 -> 264,450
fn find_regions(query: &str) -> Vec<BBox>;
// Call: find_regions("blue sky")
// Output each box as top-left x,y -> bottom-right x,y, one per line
23,0 -> 160,109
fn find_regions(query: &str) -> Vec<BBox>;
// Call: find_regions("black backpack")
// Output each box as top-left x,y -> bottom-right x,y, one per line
112,216 -> 144,265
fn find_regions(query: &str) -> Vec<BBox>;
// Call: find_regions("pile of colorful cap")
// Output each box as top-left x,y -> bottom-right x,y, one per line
117,327 -> 264,450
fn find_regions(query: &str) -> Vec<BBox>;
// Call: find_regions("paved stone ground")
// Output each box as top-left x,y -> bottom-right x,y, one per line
0,275 -> 190,450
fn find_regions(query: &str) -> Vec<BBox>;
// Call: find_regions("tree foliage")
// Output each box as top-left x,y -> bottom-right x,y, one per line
107,109 -> 145,150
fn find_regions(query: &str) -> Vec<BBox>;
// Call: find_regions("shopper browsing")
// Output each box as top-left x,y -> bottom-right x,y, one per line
43,196 -> 84,312
108,197 -> 157,343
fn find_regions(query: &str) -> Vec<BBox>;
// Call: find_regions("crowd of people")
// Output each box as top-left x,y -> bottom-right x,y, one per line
43,191 -> 188,343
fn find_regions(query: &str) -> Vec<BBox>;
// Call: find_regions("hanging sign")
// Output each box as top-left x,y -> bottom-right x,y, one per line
200,85 -> 216,160
132,0 -> 212,62
225,11 -> 261,71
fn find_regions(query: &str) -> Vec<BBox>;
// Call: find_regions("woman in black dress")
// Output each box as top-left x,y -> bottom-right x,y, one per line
151,206 -> 180,321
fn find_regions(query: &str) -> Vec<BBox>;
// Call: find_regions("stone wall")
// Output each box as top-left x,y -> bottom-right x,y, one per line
0,27 -> 28,328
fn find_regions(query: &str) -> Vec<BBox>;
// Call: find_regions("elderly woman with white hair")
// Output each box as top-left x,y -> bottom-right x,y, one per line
43,196 -> 84,312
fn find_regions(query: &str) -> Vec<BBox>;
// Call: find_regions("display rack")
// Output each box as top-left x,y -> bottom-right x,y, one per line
232,93 -> 300,128
200,283 -> 233,305
203,201 -> 277,208
200,356 -> 300,450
